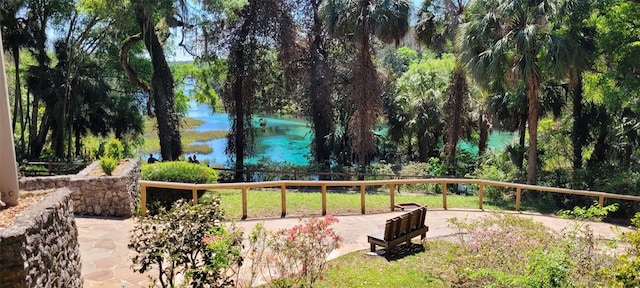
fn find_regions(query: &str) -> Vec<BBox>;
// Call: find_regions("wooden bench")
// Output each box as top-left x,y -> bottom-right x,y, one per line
367,206 -> 429,252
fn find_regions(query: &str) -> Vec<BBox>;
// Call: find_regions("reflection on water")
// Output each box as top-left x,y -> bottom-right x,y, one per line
185,102 -> 516,167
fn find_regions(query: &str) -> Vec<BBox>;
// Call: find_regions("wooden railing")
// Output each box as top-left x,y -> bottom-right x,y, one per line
139,178 -> 640,218
210,166 -> 435,181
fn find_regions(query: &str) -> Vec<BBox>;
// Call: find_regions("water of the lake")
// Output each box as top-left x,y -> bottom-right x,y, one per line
177,101 -> 515,167
187,102 -> 312,166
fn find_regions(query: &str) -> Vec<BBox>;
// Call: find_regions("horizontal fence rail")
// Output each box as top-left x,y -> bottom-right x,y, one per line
209,166 -> 462,181
138,178 -> 640,218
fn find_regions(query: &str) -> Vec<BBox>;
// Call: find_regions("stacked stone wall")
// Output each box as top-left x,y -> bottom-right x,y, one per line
0,188 -> 82,287
18,159 -> 141,217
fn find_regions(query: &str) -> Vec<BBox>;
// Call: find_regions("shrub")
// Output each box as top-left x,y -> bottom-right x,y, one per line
129,198 -> 243,288
105,139 -> 125,160
397,161 -> 441,194
425,214 -> 614,287
523,249 -> 573,288
141,161 -> 218,214
99,156 -> 118,176
245,157 -> 308,181
602,212 -> 640,287
473,164 -> 511,201
365,162 -> 395,180
558,203 -> 619,221
259,215 -> 343,287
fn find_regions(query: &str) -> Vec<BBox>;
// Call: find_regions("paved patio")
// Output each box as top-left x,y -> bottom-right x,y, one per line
77,209 -> 633,287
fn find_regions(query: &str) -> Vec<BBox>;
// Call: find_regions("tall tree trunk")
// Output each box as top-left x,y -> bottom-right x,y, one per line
571,75 -> 586,169
527,75 -> 540,185
10,41 -> 26,155
135,6 -> 182,161
592,107 -> 609,165
515,113 -> 526,170
28,90 -> 41,159
75,127 -> 81,158
228,2 -> 256,181
478,113 -> 489,157
232,49 -> 246,181
309,2 -> 334,178
350,17 -> 380,169
444,65 -> 467,175
30,108 -> 51,159
51,100 -> 66,158
417,128 -> 429,162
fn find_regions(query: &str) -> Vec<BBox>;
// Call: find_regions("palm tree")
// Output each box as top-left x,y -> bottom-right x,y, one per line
555,0 -> 597,169
415,0 -> 471,175
460,0 -> 568,185
321,0 -> 410,167
1,0 -> 32,154
391,56 -> 452,161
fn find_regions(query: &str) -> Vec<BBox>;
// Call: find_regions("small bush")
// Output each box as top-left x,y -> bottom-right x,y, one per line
245,157 -> 308,181
473,164 -> 511,201
397,161 -> 442,194
558,203 -> 619,221
601,212 -> 640,287
249,216 -> 343,287
99,157 -> 118,176
365,162 -> 395,180
105,139 -> 125,160
141,161 -> 218,214
130,198 -> 242,288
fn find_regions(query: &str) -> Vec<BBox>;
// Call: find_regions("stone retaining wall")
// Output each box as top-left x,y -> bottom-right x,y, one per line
0,188 -> 83,287
18,159 -> 141,217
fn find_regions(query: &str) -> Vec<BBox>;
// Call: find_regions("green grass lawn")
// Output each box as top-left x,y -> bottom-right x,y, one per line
200,189 -> 556,220
314,246 -> 448,288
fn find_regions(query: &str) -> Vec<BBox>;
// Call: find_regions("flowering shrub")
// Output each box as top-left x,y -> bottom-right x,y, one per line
422,214 -> 616,287
265,215 -> 343,287
129,198 -> 244,288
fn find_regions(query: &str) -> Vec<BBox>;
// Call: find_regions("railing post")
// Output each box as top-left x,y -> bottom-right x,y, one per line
360,185 -> 366,214
389,184 -> 395,212
321,184 -> 327,216
442,181 -> 447,210
281,184 -> 287,217
141,185 -> 147,217
515,187 -> 521,212
598,196 -> 604,208
192,187 -> 198,205
478,183 -> 484,210
242,187 -> 248,220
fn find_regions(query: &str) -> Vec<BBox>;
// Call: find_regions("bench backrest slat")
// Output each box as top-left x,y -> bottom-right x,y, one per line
384,217 -> 400,241
384,206 -> 427,241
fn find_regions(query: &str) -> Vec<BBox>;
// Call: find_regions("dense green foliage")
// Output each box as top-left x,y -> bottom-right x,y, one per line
3,0 -> 639,209
141,161 -> 218,214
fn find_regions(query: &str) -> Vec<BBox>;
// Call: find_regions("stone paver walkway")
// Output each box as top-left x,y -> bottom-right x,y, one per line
77,209 -> 633,288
